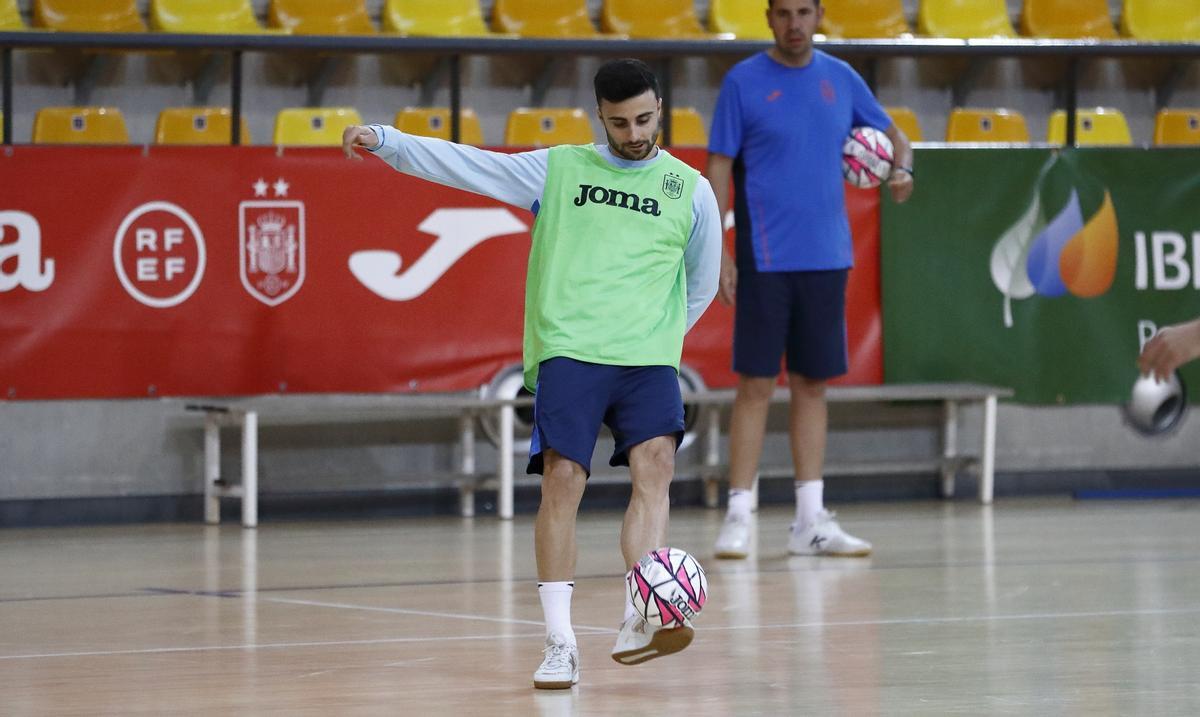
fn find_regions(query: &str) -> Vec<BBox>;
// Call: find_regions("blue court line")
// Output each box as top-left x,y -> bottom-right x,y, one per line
1074,488 -> 1200,500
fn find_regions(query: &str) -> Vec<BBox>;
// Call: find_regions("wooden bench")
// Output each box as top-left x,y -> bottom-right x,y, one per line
685,383 -> 1014,507
188,382 -> 1011,527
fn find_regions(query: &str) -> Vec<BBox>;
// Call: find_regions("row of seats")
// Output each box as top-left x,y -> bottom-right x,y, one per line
2,0 -> 1198,41
5,105 -> 710,147
9,104 -> 1200,147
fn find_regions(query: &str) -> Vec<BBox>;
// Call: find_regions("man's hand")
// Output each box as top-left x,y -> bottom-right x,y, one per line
342,125 -> 379,160
718,252 -> 737,307
887,168 -> 914,203
1138,318 -> 1200,382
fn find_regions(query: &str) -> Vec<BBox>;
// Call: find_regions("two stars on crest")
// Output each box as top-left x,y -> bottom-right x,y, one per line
252,178 -> 290,198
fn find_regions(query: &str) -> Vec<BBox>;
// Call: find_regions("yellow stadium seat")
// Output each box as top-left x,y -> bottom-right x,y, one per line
1,0 -> 26,30
918,0 -> 1014,38
1020,0 -> 1116,38
269,0 -> 375,35
34,0 -> 146,32
155,107 -> 252,145
274,107 -> 363,146
945,108 -> 1030,142
885,107 -> 923,141
150,0 -> 270,34
493,0 -> 602,37
33,107 -> 130,144
395,107 -> 484,145
667,107 -> 707,147
1047,108 -> 1133,146
822,0 -> 911,39
1121,0 -> 1200,41
1153,109 -> 1200,146
504,108 -> 594,147
382,0 -> 489,36
707,0 -> 772,40
601,0 -> 713,38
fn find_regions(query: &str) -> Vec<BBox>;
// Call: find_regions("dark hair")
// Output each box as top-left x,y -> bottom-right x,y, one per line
768,0 -> 821,6
593,59 -> 661,106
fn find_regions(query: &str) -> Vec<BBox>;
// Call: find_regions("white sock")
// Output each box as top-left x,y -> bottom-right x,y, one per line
795,480 -> 824,530
538,581 -> 576,645
624,591 -> 639,622
727,488 -> 754,518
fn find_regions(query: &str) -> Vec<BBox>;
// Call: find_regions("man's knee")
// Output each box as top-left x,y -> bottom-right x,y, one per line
629,437 -> 675,494
738,375 -> 777,402
541,452 -> 586,505
788,373 -> 826,400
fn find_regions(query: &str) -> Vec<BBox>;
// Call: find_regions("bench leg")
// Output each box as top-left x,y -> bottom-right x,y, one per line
499,404 -> 514,520
702,406 -> 721,509
459,413 -> 476,518
204,414 -> 221,525
241,410 -> 258,528
941,400 -> 958,499
980,395 -> 997,505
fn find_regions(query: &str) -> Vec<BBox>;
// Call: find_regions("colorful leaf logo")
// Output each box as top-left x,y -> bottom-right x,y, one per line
989,157 -> 1118,327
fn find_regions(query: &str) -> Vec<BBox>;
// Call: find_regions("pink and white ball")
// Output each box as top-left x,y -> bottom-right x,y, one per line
627,547 -> 708,627
841,125 -> 895,189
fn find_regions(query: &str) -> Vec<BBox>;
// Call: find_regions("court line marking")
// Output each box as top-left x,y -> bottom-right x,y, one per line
3,604 -> 1199,662
262,596 -> 615,633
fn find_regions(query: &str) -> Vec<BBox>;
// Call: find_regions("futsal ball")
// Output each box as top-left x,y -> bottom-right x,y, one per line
842,126 -> 894,189
627,547 -> 707,627
1124,371 -> 1188,436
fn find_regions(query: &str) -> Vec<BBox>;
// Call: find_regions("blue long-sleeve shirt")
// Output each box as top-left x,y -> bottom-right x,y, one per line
365,125 -> 721,331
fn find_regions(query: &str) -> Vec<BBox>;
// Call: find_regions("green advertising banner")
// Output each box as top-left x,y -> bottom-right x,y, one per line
882,148 -> 1200,404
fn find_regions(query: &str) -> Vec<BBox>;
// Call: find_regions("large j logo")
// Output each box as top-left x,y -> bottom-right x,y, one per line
349,208 -> 528,301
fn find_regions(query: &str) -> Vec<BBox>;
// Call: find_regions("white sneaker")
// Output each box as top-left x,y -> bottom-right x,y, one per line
788,510 -> 872,557
714,511 -> 752,559
611,613 -> 694,666
533,632 -> 579,689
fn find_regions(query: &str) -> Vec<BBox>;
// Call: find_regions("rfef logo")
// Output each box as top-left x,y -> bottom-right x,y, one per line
240,200 -> 305,306
113,201 -> 206,309
990,157 -> 1118,327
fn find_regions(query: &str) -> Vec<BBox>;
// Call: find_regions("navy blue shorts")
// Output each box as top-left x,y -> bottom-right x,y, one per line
733,268 -> 849,380
526,357 -> 685,477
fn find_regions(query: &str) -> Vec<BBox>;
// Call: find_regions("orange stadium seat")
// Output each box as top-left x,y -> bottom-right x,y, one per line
601,0 -> 713,38
504,107 -> 595,147
821,0 -> 911,39
274,107 -> 363,146
1047,108 -> 1133,145
886,106 -> 923,141
395,107 -> 485,145
945,108 -> 1030,142
155,107 -> 252,145
492,0 -> 602,38
707,0 -> 772,40
33,107 -> 130,144
150,0 -> 269,34
34,0 -> 146,32
918,0 -> 1015,38
1120,0 -> 1200,41
269,0 -> 375,35
382,0 -> 489,36
1,0 -> 26,30
1020,0 -> 1116,38
1153,109 -> 1200,145
667,107 -> 708,147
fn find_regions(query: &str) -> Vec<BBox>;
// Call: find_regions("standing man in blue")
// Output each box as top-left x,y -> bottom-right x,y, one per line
708,0 -> 914,560
342,59 -> 721,688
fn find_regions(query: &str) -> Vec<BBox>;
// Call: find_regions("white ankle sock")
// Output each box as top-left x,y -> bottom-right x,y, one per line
727,488 -> 754,518
795,480 -> 824,530
538,581 -> 576,645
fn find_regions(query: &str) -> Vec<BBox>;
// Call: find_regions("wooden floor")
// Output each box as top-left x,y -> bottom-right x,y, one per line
3,498 -> 1200,715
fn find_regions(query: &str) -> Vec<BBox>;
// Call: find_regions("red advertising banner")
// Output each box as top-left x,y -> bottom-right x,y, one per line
0,147 -> 881,399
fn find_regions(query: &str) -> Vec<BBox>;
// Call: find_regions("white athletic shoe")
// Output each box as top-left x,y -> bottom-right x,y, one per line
787,510 -> 872,557
714,511 -> 752,559
533,632 -> 579,689
611,614 -> 694,666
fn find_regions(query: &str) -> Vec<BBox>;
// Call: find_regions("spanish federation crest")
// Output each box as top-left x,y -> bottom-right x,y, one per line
239,200 -> 305,306
662,172 -> 685,200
